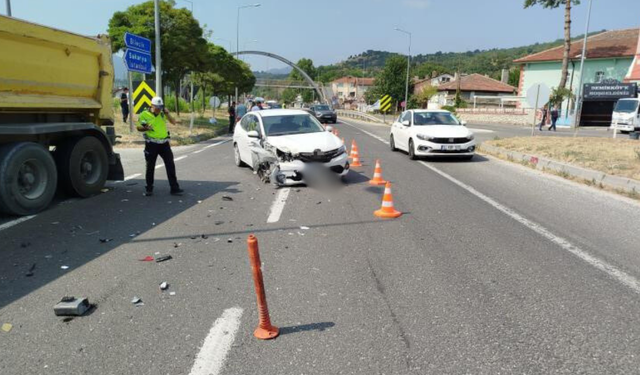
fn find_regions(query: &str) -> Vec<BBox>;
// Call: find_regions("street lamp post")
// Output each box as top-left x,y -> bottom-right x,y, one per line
154,0 -> 162,96
236,3 -> 261,104
395,28 -> 412,111
572,0 -> 593,133
5,0 -> 11,16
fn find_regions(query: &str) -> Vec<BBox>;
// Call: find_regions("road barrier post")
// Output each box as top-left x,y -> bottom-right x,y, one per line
246,235 -> 279,340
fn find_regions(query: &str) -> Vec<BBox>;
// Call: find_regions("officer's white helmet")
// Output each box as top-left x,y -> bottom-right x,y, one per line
151,97 -> 164,107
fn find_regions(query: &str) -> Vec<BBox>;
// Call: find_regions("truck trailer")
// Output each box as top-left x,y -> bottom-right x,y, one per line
0,15 -> 124,216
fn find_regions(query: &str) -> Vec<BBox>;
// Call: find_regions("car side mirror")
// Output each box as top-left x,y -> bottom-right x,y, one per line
461,120 -> 467,126
247,130 -> 260,138
402,120 -> 410,126
326,125 -> 334,133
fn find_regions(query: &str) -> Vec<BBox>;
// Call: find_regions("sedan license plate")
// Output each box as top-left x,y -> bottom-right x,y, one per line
442,145 -> 460,151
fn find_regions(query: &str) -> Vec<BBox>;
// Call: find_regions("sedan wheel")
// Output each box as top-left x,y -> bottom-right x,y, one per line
390,135 -> 397,152
234,144 -> 246,167
408,139 -> 418,160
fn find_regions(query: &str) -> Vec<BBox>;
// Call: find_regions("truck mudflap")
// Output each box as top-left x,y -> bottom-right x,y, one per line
108,153 -> 124,181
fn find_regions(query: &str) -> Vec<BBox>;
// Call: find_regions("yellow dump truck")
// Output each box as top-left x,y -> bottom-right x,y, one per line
0,15 -> 124,216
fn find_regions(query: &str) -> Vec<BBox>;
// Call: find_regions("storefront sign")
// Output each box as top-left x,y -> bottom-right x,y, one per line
583,81 -> 637,101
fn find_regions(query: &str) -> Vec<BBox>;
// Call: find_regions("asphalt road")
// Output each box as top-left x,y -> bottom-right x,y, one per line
1,118 -> 640,374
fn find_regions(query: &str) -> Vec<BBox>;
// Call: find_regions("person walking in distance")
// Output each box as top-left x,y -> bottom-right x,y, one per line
137,97 -> 184,197
228,101 -> 236,134
538,105 -> 548,131
549,105 -> 559,132
120,87 -> 130,123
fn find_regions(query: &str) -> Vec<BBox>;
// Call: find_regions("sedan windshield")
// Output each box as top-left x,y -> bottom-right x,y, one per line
614,100 -> 639,113
314,105 -> 331,111
263,114 -> 326,136
413,112 -> 461,126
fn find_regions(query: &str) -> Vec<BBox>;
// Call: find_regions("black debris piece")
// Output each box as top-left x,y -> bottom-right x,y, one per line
155,255 -> 173,263
20,242 -> 31,248
201,234 -> 209,239
25,263 -> 36,277
215,221 -> 224,226
99,238 -> 113,243
227,239 -> 233,243
222,196 -> 233,201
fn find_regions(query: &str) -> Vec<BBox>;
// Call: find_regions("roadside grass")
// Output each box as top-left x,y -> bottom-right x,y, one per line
485,137 -> 640,181
113,109 -> 230,148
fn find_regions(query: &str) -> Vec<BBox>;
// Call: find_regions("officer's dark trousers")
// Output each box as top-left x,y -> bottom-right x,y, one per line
144,141 -> 180,192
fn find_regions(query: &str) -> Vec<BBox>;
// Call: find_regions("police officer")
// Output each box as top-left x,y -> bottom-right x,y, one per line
137,97 -> 184,196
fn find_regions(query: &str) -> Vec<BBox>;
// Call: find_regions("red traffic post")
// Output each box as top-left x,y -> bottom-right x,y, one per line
247,235 -> 279,340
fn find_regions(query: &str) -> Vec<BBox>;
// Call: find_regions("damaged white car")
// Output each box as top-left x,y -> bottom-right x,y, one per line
233,109 -> 349,186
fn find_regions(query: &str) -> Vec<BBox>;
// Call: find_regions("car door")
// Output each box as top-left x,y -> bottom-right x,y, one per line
395,111 -> 412,151
236,114 -> 256,165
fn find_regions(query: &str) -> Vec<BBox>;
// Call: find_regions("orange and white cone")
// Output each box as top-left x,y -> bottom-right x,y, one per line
369,160 -> 387,185
351,143 -> 363,167
348,140 -> 356,159
374,182 -> 402,219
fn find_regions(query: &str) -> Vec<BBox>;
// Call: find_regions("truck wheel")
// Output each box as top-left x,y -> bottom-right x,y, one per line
56,136 -> 108,197
0,142 -> 58,216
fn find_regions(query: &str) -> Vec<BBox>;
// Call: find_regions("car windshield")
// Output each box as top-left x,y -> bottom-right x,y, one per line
614,100 -> 639,113
263,114 -> 326,136
315,105 -> 331,111
413,112 -> 461,126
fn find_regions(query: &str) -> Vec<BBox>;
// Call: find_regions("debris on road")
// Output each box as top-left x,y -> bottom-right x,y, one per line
60,265 -> 69,270
20,241 -> 31,248
300,226 -> 310,230
190,235 -> 198,240
25,263 -> 36,277
139,256 -> 154,262
121,199 -> 129,202
173,242 -> 182,248
155,255 -> 173,263
2,323 -> 13,333
227,239 -> 233,243
169,292 -> 176,296
159,282 -> 169,291
201,234 -> 209,239
222,195 -> 234,201
215,221 -> 224,226
100,188 -> 109,193
131,297 -> 143,306
197,200 -> 202,204
99,238 -> 113,243
54,297 -> 91,316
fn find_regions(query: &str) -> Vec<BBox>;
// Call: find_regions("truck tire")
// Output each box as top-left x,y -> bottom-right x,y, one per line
0,142 -> 58,216
55,136 -> 108,197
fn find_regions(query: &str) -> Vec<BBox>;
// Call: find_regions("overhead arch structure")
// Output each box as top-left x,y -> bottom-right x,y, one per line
237,50 -> 327,104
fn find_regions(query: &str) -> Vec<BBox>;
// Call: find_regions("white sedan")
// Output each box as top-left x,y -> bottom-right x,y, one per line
233,109 -> 349,186
389,110 -> 476,160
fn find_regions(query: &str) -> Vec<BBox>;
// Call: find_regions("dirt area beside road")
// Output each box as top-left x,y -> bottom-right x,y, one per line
485,137 -> 640,181
113,109 -> 230,148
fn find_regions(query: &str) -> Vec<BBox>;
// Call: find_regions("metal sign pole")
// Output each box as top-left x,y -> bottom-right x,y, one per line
531,84 -> 540,136
154,0 -> 162,97
128,72 -> 134,133
189,74 -> 195,135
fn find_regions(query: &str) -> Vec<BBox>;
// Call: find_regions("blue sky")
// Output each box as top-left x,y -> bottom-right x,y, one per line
6,0 -> 640,72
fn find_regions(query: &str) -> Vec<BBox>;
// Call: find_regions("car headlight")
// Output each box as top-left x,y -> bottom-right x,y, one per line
337,145 -> 347,155
416,134 -> 433,141
468,134 -> 475,141
316,113 -> 322,117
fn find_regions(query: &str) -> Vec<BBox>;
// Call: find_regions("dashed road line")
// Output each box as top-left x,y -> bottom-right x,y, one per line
174,155 -> 188,162
192,140 -> 230,154
267,188 -> 291,223
0,215 -> 36,232
188,307 -> 243,375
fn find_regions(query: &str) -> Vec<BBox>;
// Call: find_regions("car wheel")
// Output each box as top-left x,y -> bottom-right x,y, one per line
390,134 -> 397,152
408,139 -> 418,160
0,142 -> 58,216
55,136 -> 108,197
234,144 -> 247,167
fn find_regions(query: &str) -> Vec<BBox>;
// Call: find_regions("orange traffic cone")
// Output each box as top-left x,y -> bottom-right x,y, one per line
369,160 -> 387,185
348,140 -> 356,159
374,182 -> 402,219
351,143 -> 363,167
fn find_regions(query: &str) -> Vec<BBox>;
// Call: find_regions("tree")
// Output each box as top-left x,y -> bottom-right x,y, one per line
281,88 -> 298,105
371,56 -> 411,111
286,58 -> 317,104
414,85 -> 438,109
524,0 -> 581,89
108,0 -> 210,114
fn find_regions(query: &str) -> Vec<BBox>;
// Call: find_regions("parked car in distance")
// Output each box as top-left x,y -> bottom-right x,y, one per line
233,109 -> 349,186
309,104 -> 337,124
265,100 -> 282,109
389,110 -> 476,160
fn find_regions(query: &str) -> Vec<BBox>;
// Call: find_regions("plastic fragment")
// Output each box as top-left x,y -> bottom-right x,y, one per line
60,265 -> 69,270
139,256 -> 154,262
155,255 -> 173,263
1,323 -> 12,333
300,226 -> 310,230
131,297 -> 143,306
159,282 -> 169,290
222,196 -> 233,201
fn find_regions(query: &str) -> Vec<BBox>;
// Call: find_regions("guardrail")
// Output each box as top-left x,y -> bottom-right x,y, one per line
337,110 -> 388,124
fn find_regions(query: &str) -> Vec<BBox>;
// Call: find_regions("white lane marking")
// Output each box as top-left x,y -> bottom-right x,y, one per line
188,307 -> 243,375
419,160 -> 640,295
267,188 -> 291,223
344,117 -> 640,295
155,163 -> 165,170
115,173 -> 142,183
468,128 -> 494,133
0,215 -> 36,232
174,155 -> 188,162
192,140 -> 231,154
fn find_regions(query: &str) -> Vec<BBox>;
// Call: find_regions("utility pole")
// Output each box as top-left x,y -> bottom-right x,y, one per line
572,0 -> 593,132
154,0 -> 162,97
394,28 -> 412,111
5,0 -> 11,16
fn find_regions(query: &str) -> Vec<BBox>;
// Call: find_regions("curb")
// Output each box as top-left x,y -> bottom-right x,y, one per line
479,143 -> 640,194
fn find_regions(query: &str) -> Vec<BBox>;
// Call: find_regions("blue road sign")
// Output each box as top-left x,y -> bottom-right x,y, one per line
124,32 -> 151,53
123,49 -> 153,74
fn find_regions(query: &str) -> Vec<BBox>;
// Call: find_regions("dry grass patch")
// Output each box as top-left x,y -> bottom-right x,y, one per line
113,109 -> 229,148
485,137 -> 640,181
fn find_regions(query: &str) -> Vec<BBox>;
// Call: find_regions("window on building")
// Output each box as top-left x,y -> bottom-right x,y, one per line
595,71 -> 605,83
338,83 -> 344,88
